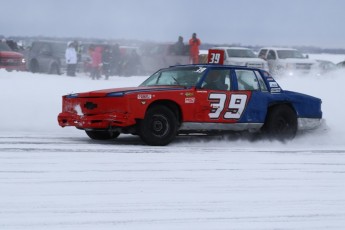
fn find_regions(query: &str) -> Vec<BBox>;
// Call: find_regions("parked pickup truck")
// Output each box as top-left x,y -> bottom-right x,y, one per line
258,47 -> 317,76
209,47 -> 269,71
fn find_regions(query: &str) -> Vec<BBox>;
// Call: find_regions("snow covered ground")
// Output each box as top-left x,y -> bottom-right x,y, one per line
1,54 -> 345,230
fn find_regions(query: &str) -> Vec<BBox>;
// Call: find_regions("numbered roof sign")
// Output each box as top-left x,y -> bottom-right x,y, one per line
207,49 -> 224,65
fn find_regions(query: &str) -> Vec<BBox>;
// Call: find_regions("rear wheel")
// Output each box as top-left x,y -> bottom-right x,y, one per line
139,106 -> 178,146
30,60 -> 39,73
263,105 -> 297,140
85,130 -> 120,140
49,63 -> 60,75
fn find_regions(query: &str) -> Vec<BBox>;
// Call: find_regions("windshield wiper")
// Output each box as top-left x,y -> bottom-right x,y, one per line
172,76 -> 181,86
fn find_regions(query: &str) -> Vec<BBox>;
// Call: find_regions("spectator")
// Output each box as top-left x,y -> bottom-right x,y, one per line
173,36 -> 186,55
122,49 -> 142,76
5,39 -> 20,51
65,41 -> 78,76
89,45 -> 102,80
189,33 -> 201,64
110,43 -> 121,75
74,40 -> 82,63
102,45 -> 112,80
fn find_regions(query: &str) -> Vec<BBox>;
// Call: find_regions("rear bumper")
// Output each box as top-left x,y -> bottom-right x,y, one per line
298,118 -> 322,130
58,112 -> 136,129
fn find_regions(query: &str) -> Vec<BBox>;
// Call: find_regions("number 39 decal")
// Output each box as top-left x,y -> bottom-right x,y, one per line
208,93 -> 248,119
207,49 -> 224,64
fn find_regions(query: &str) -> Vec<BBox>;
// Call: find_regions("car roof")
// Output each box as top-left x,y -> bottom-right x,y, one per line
167,64 -> 263,71
212,46 -> 252,50
259,47 -> 298,51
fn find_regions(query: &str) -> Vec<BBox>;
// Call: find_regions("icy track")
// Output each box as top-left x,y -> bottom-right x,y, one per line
1,57 -> 345,229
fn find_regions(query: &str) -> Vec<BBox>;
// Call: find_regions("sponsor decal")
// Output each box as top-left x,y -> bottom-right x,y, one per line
208,93 -> 248,119
185,92 -> 194,97
270,88 -> 281,93
195,67 -> 207,73
137,94 -> 152,100
185,97 -> 195,103
269,82 -> 279,87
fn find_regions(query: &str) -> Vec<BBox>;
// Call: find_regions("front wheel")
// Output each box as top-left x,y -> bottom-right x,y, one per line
263,105 -> 297,140
139,106 -> 178,146
85,130 -> 120,140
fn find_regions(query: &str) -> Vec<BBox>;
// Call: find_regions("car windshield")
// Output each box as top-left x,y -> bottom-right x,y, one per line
227,49 -> 256,58
0,42 -> 11,52
277,50 -> 305,59
139,66 -> 207,87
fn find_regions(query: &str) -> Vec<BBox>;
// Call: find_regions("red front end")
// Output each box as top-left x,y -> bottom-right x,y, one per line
58,87 -> 147,130
0,51 -> 26,71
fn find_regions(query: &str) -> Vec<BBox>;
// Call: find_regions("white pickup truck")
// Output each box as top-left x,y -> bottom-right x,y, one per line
210,47 -> 269,71
258,47 -> 317,76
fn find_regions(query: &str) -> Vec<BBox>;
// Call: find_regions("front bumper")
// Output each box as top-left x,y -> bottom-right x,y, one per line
58,112 -> 136,129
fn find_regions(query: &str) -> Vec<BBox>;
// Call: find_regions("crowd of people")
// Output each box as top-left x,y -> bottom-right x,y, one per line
171,33 -> 202,64
74,32 -> 201,80
1,32 -> 202,79
64,41 -> 142,79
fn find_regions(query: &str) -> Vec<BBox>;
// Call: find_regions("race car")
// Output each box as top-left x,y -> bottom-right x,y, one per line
58,64 -> 322,146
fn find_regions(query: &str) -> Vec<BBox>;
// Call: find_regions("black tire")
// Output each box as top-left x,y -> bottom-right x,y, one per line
49,63 -> 60,75
139,106 -> 178,146
30,60 -> 39,73
263,105 -> 297,140
85,130 -> 120,140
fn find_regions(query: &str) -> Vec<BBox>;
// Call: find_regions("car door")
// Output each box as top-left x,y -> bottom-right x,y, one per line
194,68 -> 269,126
194,68 -> 248,124
233,69 -> 270,123
38,43 -> 53,73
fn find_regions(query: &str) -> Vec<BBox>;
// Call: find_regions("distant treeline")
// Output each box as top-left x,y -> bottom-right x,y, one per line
2,35 -> 345,54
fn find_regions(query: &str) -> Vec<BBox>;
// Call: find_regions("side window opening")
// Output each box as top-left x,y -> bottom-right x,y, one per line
267,50 -> 276,60
235,70 -> 260,91
255,71 -> 268,92
202,69 -> 230,91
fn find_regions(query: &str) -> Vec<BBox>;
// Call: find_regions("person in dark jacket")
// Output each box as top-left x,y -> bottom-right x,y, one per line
102,45 -> 111,80
173,36 -> 186,55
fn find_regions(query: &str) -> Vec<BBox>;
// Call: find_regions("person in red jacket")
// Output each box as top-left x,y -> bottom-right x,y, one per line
189,33 -> 201,64
89,45 -> 102,80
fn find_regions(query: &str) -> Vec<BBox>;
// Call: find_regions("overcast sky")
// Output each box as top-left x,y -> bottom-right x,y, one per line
1,0 -> 344,48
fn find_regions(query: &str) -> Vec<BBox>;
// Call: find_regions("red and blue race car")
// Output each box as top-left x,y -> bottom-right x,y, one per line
58,64 -> 322,145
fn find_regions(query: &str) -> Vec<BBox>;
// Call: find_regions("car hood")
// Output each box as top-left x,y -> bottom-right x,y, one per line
72,86 -> 186,98
0,51 -> 24,58
279,58 -> 317,64
227,57 -> 266,63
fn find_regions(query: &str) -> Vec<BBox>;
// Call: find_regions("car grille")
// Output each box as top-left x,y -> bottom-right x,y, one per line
0,57 -> 22,66
296,63 -> 313,70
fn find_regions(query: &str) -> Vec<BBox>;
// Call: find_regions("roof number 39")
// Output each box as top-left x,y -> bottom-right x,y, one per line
209,53 -> 221,64
209,93 -> 248,119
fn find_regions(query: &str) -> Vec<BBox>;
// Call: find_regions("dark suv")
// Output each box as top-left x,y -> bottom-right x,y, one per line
27,41 -> 67,74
